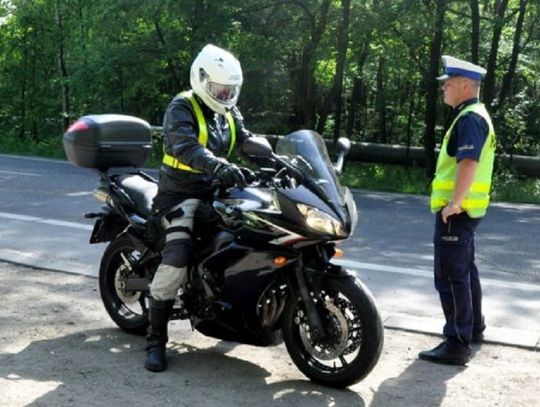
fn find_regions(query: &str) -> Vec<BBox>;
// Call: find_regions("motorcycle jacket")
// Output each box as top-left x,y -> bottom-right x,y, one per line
155,91 -> 252,209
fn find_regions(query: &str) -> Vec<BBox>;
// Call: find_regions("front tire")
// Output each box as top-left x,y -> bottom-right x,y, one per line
99,233 -> 152,335
282,275 -> 384,388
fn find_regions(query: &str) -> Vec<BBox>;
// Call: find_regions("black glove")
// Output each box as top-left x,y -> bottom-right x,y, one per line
213,162 -> 247,188
240,167 -> 256,184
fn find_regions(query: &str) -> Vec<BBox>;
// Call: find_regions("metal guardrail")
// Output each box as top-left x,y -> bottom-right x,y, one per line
151,127 -> 540,177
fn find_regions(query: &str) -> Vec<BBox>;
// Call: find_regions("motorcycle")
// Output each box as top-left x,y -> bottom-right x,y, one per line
63,115 -> 383,388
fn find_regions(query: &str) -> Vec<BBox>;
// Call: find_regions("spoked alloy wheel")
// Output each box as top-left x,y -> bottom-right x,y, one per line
99,234 -> 151,335
283,276 -> 383,388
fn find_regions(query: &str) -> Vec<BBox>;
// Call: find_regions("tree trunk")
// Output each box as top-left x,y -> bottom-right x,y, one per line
316,0 -> 351,142
332,0 -> 351,143
54,0 -> 70,132
376,56 -> 387,143
405,89 -> 417,165
153,11 -> 181,91
423,0 -> 447,178
291,0 -> 331,128
346,42 -> 370,137
483,0 -> 509,108
470,0 -> 480,64
495,0 -> 528,111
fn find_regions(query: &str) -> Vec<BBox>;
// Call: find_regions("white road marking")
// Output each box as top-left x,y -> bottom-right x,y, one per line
0,169 -> 41,177
335,259 -> 540,293
0,212 -> 41,221
65,191 -> 93,197
1,210 -> 538,293
0,153 -> 70,164
0,211 -> 92,231
38,219 -> 93,230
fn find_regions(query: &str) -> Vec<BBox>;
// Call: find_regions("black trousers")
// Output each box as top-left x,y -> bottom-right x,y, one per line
433,211 -> 485,346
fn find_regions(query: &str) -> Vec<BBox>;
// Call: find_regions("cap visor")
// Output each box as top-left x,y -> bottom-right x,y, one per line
437,74 -> 450,81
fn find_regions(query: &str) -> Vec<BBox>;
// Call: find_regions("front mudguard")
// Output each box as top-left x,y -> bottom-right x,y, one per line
324,263 -> 356,279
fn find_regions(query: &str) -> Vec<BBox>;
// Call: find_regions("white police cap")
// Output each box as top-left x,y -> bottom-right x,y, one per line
437,55 -> 487,81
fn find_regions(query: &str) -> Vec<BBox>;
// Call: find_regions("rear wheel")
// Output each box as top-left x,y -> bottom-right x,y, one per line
99,234 -> 153,335
282,275 -> 383,388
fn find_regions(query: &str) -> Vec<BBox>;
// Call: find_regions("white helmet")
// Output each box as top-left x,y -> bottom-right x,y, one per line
190,44 -> 243,115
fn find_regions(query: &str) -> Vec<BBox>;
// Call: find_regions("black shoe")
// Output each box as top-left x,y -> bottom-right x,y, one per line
145,345 -> 167,372
418,341 -> 471,366
471,332 -> 484,344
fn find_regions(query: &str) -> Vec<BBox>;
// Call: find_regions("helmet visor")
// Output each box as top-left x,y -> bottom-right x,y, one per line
206,82 -> 240,104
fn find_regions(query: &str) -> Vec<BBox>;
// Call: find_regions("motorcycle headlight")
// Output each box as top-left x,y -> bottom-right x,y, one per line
297,204 -> 345,236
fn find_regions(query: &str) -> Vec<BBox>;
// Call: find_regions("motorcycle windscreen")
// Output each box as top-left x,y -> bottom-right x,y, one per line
275,130 -> 346,209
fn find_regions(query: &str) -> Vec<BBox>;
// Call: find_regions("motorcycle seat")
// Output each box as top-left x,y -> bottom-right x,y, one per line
116,174 -> 157,217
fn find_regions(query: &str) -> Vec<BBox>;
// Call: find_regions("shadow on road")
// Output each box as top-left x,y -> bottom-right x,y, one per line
371,356 -> 466,406
0,328 -> 365,406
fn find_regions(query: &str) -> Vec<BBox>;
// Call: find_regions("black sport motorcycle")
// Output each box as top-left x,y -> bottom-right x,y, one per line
64,116 -> 383,388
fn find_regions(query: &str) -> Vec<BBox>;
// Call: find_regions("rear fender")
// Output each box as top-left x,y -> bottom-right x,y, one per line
89,213 -> 128,244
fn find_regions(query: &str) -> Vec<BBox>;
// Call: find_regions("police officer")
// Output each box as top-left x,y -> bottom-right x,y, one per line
145,44 -> 254,372
419,55 -> 496,366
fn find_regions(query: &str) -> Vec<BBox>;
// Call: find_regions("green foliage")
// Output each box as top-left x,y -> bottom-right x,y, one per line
0,0 -> 538,202
341,161 -> 540,205
0,133 -> 66,158
491,167 -> 540,205
341,162 -> 430,195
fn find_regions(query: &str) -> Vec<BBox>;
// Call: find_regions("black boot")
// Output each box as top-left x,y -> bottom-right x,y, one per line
144,298 -> 174,372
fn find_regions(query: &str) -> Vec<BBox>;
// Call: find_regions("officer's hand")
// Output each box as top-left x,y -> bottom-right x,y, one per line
442,201 -> 463,223
214,162 -> 247,188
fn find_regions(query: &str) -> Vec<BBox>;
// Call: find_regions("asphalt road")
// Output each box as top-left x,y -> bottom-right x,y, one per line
1,153 -> 538,282
1,153 -> 539,346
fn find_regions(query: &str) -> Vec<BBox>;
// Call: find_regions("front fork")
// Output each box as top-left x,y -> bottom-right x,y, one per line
293,258 -> 327,340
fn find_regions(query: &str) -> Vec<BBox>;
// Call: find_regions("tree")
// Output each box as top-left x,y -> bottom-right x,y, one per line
316,0 -> 351,143
423,0 -> 447,177
495,0 -> 528,112
470,0 -> 480,63
288,0 -> 331,129
54,0 -> 70,131
483,0 -> 509,108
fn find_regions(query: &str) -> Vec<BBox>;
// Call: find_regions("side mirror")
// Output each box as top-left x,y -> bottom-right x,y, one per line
242,136 -> 273,158
336,137 -> 351,155
334,137 -> 351,175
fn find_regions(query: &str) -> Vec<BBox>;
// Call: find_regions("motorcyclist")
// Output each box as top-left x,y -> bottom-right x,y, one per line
145,44 -> 255,372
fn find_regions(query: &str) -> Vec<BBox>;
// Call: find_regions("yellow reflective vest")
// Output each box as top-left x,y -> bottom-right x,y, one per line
162,91 -> 236,173
430,102 -> 496,218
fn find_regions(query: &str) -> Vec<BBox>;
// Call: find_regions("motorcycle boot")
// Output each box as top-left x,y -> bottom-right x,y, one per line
145,297 -> 174,372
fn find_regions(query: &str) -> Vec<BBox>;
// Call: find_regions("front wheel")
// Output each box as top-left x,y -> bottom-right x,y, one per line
99,233 -> 153,335
282,275 -> 384,388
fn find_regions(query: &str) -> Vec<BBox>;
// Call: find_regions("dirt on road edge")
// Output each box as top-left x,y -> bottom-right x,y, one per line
0,262 -> 538,407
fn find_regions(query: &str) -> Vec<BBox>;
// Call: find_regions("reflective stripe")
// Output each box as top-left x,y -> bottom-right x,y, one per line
431,197 -> 490,210
162,91 -> 236,172
166,231 -> 191,242
227,113 -> 236,157
432,180 -> 491,194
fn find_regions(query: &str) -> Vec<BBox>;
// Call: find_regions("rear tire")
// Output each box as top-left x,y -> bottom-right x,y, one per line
282,275 -> 383,388
99,233 -> 151,335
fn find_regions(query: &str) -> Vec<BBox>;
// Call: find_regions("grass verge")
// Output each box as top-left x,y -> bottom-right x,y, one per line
1,136 -> 539,205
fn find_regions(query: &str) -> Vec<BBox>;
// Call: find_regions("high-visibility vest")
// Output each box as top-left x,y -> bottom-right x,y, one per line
162,91 -> 236,173
430,102 -> 496,218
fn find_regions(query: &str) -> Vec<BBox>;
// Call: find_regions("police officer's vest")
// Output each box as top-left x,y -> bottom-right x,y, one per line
430,102 -> 496,218
162,91 -> 236,173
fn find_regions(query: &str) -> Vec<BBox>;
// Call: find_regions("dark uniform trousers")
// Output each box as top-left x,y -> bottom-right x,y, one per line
434,211 -> 485,346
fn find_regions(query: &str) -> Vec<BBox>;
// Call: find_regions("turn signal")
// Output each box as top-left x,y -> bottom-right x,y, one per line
273,256 -> 288,267
333,248 -> 344,258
